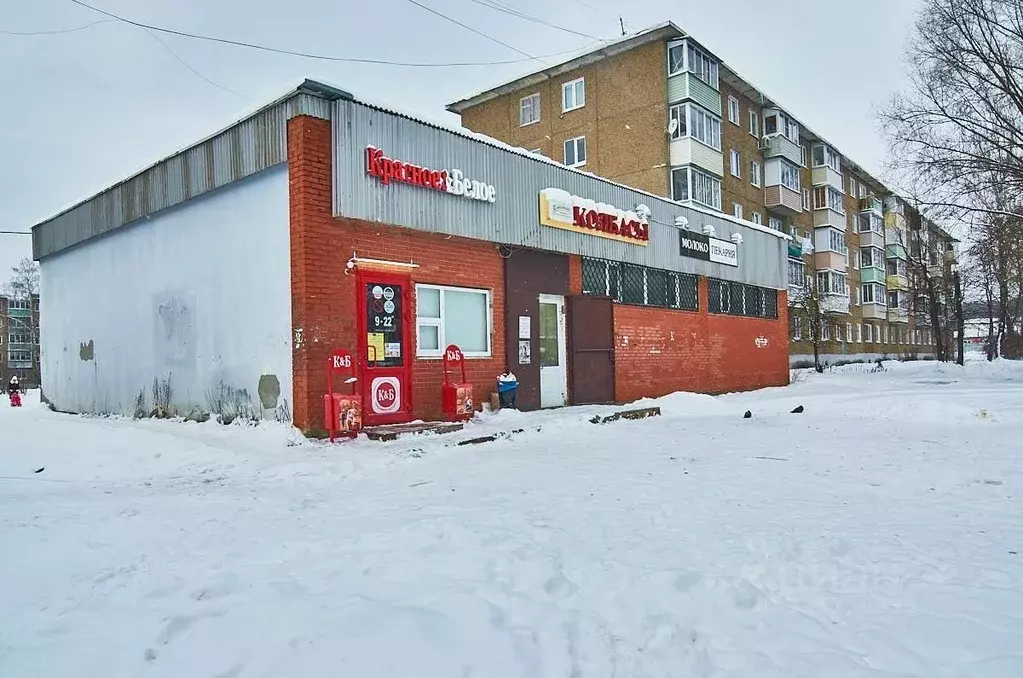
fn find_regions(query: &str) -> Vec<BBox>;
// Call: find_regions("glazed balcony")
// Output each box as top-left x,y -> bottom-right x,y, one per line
861,302 -> 887,320
821,293 -> 851,315
859,196 -> 883,215
765,184 -> 802,215
888,307 -> 910,324
812,165 -> 844,191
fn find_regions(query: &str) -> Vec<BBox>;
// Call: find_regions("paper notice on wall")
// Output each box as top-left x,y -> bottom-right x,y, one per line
367,333 -> 386,362
518,315 -> 531,339
385,342 -> 401,358
518,339 -> 531,364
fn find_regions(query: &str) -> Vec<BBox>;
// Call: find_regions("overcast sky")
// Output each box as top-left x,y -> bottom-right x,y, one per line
0,0 -> 922,280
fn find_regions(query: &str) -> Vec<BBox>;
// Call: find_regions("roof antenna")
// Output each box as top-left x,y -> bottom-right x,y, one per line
619,17 -> 626,36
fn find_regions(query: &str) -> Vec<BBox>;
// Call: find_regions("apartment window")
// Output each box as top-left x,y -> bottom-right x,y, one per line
888,291 -> 899,309
861,283 -> 885,304
855,323 -> 862,342
880,325 -> 887,344
887,259 -> 908,277
519,93 -> 540,126
762,111 -> 799,143
582,257 -> 698,311
669,103 -> 722,150
563,136 -> 586,167
733,203 -> 743,219
811,143 -> 842,172
822,324 -> 830,341
813,186 -> 845,213
8,333 -> 32,345
816,271 -> 848,296
751,212 -> 762,225
770,216 -> 785,232
791,316 -> 802,340
728,96 -> 740,124
779,160 -> 800,191
750,161 -> 762,187
730,149 -> 741,178
687,43 -> 719,88
850,249 -> 859,269
416,284 -> 492,357
858,183 -> 868,199
800,144 -> 808,167
818,228 -> 846,254
858,213 -> 883,234
845,323 -> 852,342
853,286 -> 860,305
749,110 -> 759,137
8,299 -> 30,310
849,177 -> 857,196
788,259 -> 805,287
865,324 -> 874,342
562,78 -> 585,112
8,349 -> 32,367
671,166 -> 722,210
860,246 -> 883,268
802,188 -> 811,210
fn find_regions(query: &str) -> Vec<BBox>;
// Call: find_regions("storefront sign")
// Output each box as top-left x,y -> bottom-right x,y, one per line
678,231 -> 738,267
365,146 -> 496,203
538,188 -> 649,246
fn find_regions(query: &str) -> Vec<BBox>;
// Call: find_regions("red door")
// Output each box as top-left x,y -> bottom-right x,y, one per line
357,271 -> 413,426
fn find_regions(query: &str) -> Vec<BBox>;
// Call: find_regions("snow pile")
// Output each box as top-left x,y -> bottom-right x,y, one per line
2,361 -> 1023,677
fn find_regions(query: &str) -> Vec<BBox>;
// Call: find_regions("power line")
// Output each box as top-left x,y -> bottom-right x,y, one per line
0,231 -> 31,235
0,19 -> 116,35
141,28 -> 250,100
403,0 -> 542,63
466,0 -> 602,40
66,0 -> 585,68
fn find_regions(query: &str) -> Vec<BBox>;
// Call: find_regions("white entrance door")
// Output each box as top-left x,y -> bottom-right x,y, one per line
538,294 -> 567,408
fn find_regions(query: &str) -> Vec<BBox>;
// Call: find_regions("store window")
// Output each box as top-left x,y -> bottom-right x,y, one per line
415,284 -> 491,357
581,257 -> 698,311
708,279 -> 778,318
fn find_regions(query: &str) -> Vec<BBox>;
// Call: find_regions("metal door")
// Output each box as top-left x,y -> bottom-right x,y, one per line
568,295 -> 615,405
357,271 -> 413,426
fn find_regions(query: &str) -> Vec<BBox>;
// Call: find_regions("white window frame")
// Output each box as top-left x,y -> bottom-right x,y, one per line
730,149 -> 741,178
671,103 -> 721,150
751,212 -> 762,225
415,284 -> 493,358
800,144 -> 808,167
770,216 -> 785,232
750,160 -> 762,187
519,93 -> 540,126
733,203 -> 743,219
802,188 -> 811,210
749,110 -> 759,137
727,96 -> 740,124
856,323 -> 862,342
846,323 -> 852,342
562,78 -> 585,112
822,324 -> 830,341
792,316 -> 802,341
563,136 -> 586,168
673,166 -> 722,210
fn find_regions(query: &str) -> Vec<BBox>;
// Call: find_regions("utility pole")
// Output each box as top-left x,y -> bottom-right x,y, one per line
619,17 -> 625,36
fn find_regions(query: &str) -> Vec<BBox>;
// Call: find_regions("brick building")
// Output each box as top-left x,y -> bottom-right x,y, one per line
1,294 -> 40,388
447,21 -> 955,366
31,80 -> 790,432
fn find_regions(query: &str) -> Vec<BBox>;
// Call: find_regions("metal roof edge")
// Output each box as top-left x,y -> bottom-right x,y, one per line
30,80 -> 339,232
445,22 -> 685,113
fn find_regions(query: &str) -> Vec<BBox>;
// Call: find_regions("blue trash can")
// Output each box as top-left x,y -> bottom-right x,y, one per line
497,372 -> 518,409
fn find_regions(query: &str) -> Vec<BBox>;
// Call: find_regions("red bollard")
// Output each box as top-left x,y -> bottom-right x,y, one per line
323,349 -> 362,441
441,344 -> 474,422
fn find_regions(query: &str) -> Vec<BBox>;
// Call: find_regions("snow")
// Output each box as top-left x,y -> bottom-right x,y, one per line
3,358 -> 1022,677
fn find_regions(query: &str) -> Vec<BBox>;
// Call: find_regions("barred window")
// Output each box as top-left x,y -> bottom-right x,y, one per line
581,257 -> 698,311
708,278 -> 778,319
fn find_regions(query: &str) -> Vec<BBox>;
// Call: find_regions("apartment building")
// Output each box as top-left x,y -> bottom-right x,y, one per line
447,21 -> 954,366
1,294 -> 41,388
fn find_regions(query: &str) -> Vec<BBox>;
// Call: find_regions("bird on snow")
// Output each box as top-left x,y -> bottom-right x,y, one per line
743,410 -> 752,419
791,405 -> 804,414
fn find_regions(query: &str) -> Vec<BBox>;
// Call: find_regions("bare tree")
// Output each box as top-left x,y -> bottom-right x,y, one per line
879,0 -> 1023,219
4,257 -> 41,370
791,274 -> 828,373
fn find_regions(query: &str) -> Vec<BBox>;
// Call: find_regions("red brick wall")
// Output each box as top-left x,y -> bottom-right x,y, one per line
613,278 -> 789,403
287,115 -> 506,431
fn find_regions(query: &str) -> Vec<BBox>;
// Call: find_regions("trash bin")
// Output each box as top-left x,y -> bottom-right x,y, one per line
497,371 -> 518,409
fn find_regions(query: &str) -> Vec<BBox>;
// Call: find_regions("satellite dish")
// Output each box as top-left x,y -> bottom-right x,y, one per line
667,118 -> 679,135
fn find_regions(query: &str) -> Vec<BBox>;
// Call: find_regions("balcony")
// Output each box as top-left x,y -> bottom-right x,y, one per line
788,285 -> 805,305
887,274 -> 909,290
888,307 -> 910,324
860,266 -> 885,284
765,184 -> 803,215
862,302 -> 887,320
762,134 -> 802,165
859,196 -> 883,215
821,294 -> 851,315
667,72 -> 721,114
886,243 -> 907,260
669,138 -> 724,176
814,209 -> 846,230
787,241 -> 804,258
859,229 -> 885,249
815,251 -> 847,271
811,166 -> 844,191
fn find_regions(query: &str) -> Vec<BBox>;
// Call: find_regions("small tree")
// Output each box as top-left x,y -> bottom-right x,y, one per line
4,257 -> 41,371
792,275 -> 828,373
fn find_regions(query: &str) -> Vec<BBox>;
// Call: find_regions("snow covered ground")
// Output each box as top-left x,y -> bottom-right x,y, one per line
2,358 -> 1022,677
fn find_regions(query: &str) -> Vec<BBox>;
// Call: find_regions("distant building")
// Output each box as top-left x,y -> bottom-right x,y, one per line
1,294 -> 40,388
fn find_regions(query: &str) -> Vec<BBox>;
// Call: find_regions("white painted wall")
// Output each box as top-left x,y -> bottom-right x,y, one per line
40,167 -> 292,420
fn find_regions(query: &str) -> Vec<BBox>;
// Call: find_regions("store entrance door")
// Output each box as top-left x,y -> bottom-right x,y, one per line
538,294 -> 567,408
357,271 -> 413,426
